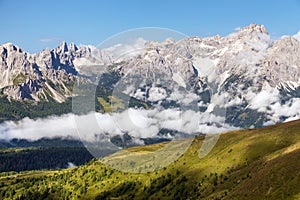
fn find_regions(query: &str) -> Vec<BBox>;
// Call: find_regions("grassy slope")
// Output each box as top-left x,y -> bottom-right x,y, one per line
0,120 -> 300,200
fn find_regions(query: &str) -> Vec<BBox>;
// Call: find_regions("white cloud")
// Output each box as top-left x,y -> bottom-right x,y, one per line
293,31 -> 300,41
245,82 -> 300,124
39,37 -> 62,43
284,115 -> 300,123
148,87 -> 167,102
103,37 -> 146,60
0,108 -> 234,142
67,162 -> 76,168
268,98 -> 300,122
0,115 -> 78,141
247,84 -> 279,112
234,27 -> 241,31
263,121 -> 275,126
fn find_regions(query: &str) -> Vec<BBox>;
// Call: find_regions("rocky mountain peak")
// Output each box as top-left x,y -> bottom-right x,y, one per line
0,41 -> 82,102
240,23 -> 268,35
277,35 -> 300,46
68,42 -> 78,52
55,41 -> 69,54
0,43 -> 24,54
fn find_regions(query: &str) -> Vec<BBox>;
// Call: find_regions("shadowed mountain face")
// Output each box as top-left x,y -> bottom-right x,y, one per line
0,119 -> 299,199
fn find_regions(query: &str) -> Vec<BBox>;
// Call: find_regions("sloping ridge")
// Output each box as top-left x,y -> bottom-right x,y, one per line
1,119 -> 300,199
101,119 -> 300,199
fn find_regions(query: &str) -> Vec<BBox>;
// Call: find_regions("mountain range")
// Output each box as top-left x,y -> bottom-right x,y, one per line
0,24 -> 299,131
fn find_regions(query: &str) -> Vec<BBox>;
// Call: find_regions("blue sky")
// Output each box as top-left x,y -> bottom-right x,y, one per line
1,0 -> 300,53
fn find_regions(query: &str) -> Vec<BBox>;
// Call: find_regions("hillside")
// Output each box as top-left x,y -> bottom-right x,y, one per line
0,119 -> 300,199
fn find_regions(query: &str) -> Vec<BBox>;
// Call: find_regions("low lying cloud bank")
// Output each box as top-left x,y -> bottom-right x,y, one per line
247,85 -> 300,124
0,108 -> 235,142
0,115 -> 79,141
1,89 -> 299,142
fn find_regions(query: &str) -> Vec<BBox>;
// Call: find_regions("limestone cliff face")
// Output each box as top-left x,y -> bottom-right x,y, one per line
0,41 -> 111,102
